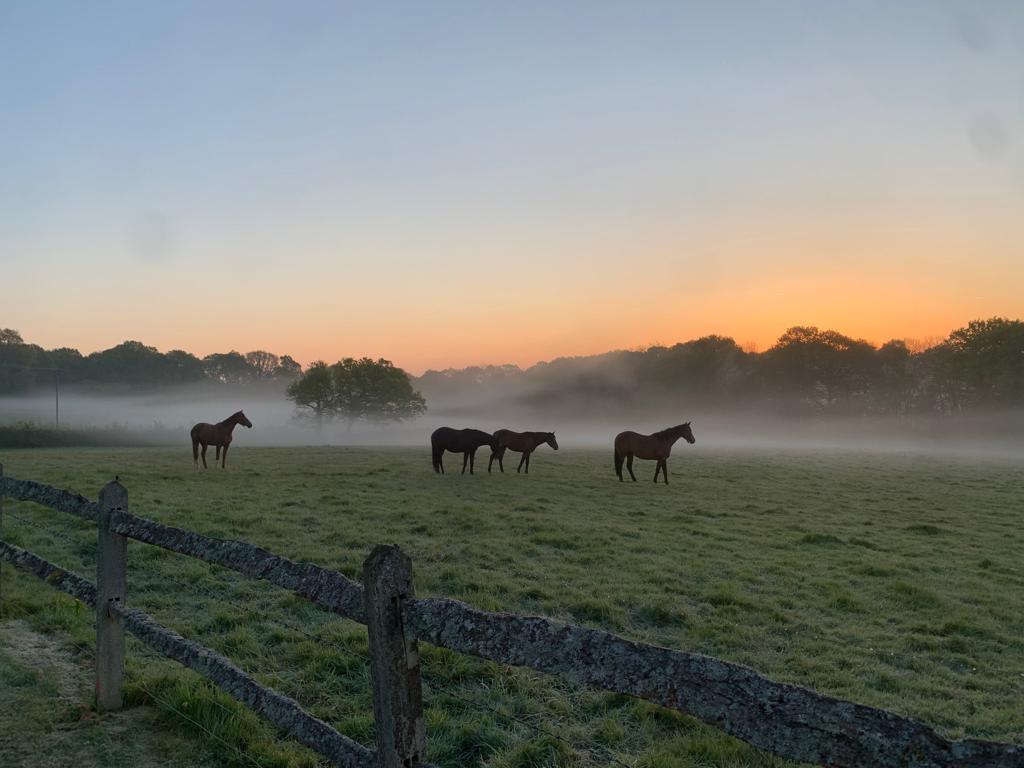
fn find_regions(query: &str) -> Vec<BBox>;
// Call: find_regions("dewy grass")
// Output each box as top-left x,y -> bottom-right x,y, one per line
0,446 -> 1022,767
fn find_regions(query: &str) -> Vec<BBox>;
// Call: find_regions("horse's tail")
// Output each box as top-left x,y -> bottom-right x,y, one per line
192,436 -> 199,463
614,447 -> 623,477
431,443 -> 444,473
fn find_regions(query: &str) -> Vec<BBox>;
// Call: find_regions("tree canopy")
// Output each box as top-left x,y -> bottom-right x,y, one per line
286,357 -> 427,426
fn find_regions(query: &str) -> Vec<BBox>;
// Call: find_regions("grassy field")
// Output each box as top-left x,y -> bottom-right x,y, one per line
1,445 -> 1022,767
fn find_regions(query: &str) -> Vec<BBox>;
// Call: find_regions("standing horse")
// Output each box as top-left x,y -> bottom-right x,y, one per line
191,410 -> 253,469
488,430 -> 558,474
614,422 -> 695,484
431,427 -> 498,475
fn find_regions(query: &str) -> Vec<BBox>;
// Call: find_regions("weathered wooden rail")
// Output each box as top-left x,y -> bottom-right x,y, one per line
0,468 -> 1021,768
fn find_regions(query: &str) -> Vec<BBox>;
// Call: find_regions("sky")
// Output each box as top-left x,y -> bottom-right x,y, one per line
2,1 -> 1022,373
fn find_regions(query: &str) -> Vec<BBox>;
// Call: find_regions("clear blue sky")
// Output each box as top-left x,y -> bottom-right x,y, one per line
2,1 -> 1022,371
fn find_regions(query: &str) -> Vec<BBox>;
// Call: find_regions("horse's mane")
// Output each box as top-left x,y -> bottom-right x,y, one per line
218,411 -> 244,425
652,424 -> 688,439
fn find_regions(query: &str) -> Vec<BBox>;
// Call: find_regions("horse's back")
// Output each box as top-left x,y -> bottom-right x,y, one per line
614,430 -> 641,447
190,422 -> 211,440
493,428 -> 513,447
431,426 -> 457,446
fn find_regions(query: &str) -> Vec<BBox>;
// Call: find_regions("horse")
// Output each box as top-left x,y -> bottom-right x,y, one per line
431,427 -> 498,475
614,422 -> 695,484
190,410 -> 253,469
488,430 -> 558,474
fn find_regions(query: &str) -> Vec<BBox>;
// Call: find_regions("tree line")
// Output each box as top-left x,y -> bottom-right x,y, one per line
3,316 -> 1022,419
0,332 -> 301,393
415,317 -> 1024,417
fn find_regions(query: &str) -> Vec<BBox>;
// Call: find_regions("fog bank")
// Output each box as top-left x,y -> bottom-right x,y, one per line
2,390 -> 1022,458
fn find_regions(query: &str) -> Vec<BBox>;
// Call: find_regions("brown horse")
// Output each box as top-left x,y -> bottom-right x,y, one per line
488,430 -> 558,474
191,410 -> 252,469
614,422 -> 694,484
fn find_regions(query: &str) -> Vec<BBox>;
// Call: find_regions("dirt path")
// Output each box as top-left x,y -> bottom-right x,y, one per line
0,620 -> 217,768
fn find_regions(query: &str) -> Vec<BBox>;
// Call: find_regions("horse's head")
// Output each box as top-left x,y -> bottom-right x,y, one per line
681,422 -> 695,444
236,411 -> 253,429
546,432 -> 559,450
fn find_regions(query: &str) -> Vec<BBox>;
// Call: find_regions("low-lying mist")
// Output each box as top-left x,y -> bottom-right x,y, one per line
2,388 -> 1022,458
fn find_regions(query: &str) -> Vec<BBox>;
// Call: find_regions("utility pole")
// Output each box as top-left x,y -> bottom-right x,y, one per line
0,365 -> 62,427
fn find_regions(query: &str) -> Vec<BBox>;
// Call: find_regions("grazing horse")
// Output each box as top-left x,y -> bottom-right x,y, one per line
191,410 -> 253,469
614,422 -> 695,484
431,427 -> 498,475
488,430 -> 558,474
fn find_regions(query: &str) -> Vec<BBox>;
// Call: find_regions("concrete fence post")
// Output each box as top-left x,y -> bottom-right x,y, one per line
363,545 -> 426,768
96,478 -> 127,712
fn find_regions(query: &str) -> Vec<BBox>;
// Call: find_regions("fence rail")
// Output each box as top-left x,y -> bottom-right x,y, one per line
0,470 -> 1022,768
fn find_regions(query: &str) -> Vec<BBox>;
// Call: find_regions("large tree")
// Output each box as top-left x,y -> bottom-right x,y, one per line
764,327 -> 877,412
286,357 -> 426,428
285,361 -> 334,422
946,317 -> 1024,406
332,357 -> 427,428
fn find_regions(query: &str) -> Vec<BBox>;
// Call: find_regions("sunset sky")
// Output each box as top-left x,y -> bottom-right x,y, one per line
2,1 -> 1022,373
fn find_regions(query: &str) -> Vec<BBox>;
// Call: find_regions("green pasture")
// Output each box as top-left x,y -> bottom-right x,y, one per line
0,446 -> 1021,767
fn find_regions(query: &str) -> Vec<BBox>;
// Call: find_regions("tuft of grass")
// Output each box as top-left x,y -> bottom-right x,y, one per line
888,582 -> 944,610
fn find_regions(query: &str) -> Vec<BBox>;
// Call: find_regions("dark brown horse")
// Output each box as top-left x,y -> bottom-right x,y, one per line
191,410 -> 252,469
488,430 -> 558,474
614,422 -> 694,484
431,427 -> 498,475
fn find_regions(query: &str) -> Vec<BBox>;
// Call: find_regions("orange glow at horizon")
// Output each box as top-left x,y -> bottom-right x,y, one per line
8,185 -> 1022,375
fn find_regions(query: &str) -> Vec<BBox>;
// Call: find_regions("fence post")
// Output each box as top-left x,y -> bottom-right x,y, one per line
363,545 -> 426,768
96,479 -> 127,712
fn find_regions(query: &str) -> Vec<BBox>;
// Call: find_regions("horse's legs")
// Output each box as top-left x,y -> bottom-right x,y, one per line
200,443 -> 208,469
215,445 -> 221,462
462,452 -> 469,475
221,444 -> 229,469
626,454 -> 637,482
517,451 -> 526,473
653,461 -> 662,483
662,460 -> 669,485
523,449 -> 532,474
469,449 -> 476,475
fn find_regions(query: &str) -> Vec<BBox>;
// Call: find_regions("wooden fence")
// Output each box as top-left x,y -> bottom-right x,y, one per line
0,466 -> 1021,768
